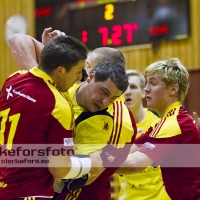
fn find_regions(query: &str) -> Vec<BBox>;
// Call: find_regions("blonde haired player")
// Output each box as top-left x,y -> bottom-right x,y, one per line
117,70 -> 170,200
117,58 -> 200,200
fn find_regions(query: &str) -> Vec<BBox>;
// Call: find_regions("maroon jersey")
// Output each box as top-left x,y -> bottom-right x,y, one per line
0,67 -> 73,198
135,102 -> 200,200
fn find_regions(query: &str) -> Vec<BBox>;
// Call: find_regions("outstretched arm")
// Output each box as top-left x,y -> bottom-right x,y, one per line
116,151 -> 153,174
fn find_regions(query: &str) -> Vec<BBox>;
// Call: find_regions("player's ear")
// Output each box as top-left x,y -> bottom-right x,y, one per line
87,70 -> 95,83
169,83 -> 179,96
55,66 -> 65,77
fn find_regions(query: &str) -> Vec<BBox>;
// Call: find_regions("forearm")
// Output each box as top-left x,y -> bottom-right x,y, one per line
48,155 -> 72,178
116,151 -> 153,175
129,144 -> 139,154
48,155 -> 91,179
8,34 -> 44,70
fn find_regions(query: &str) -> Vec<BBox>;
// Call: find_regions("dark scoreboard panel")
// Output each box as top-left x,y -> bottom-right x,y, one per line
35,0 -> 190,50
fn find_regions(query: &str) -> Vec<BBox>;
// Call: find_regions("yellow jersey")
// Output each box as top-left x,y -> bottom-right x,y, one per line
61,82 -> 136,200
63,82 -> 115,155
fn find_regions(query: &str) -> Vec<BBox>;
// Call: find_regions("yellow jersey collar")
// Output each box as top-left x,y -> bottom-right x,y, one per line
115,94 -> 125,102
29,67 -> 58,88
163,101 -> 181,118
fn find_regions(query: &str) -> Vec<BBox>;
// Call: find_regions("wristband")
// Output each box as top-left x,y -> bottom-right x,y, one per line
62,157 -> 91,179
76,157 -> 91,178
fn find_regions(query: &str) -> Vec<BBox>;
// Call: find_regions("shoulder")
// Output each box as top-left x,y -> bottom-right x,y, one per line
50,88 -> 73,130
177,106 -> 200,135
150,108 -> 181,138
108,101 -> 135,147
9,70 -> 28,78
108,100 -> 130,122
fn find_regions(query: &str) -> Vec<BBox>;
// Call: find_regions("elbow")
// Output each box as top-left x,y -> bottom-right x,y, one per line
8,33 -> 23,47
7,34 -> 15,47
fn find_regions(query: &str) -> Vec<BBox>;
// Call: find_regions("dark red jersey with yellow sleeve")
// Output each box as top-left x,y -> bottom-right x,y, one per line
135,102 -> 200,200
0,67 -> 73,198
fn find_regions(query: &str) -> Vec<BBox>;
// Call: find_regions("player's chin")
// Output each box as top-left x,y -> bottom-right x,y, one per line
90,104 -> 102,113
125,102 -> 133,109
90,108 -> 99,113
147,103 -> 156,111
60,85 -> 70,92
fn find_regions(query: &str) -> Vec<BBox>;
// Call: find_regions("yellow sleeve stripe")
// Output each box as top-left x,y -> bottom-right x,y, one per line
109,101 -> 123,146
149,118 -> 166,137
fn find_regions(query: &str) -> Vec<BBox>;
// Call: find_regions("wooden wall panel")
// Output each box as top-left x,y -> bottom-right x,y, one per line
0,0 -> 35,89
184,70 -> 200,115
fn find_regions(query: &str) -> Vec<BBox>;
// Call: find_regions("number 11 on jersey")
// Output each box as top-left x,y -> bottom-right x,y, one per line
0,108 -> 20,150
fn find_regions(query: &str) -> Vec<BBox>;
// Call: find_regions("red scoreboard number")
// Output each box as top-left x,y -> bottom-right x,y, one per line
81,3 -> 139,47
82,24 -> 138,46
98,24 -> 138,46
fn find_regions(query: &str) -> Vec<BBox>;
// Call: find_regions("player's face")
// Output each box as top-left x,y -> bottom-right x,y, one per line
124,75 -> 144,111
83,75 -> 122,112
144,73 -> 171,117
85,52 -> 98,74
59,60 -> 85,92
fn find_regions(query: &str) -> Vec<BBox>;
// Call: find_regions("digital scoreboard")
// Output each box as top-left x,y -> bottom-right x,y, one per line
35,0 -> 190,50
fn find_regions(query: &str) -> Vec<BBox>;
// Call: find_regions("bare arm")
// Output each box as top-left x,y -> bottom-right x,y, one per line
86,144 -> 139,185
48,152 -> 103,180
129,143 -> 139,154
48,155 -> 72,178
116,151 -> 153,174
8,33 -> 43,70
8,27 -> 64,70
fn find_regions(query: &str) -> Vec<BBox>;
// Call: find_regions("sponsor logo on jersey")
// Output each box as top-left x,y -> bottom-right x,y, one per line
143,142 -> 156,150
64,138 -> 74,146
105,152 -> 115,162
102,122 -> 109,131
167,108 -> 176,117
6,85 -> 13,100
6,85 -> 36,102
